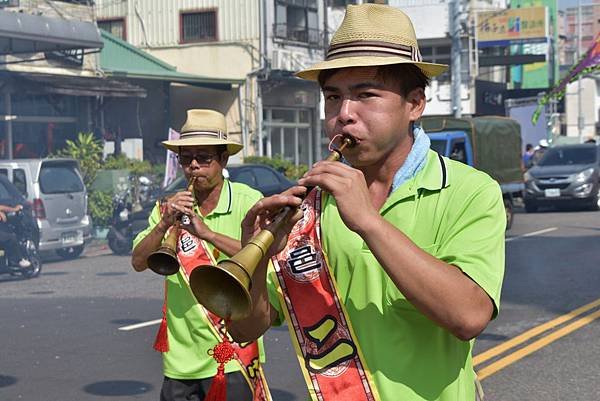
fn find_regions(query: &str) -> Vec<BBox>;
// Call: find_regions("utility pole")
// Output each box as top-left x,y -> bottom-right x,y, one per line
450,0 -> 462,118
577,0 -> 584,142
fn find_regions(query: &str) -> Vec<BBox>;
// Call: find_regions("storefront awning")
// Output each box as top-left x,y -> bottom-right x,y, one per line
100,30 -> 242,91
0,10 -> 103,55
1,72 -> 146,98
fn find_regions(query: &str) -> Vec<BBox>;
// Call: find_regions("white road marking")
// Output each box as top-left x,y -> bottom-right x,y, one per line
118,319 -> 162,331
119,228 -> 558,331
506,227 -> 558,242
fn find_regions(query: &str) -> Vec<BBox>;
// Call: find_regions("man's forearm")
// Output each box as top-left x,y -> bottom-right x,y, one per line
131,221 -> 170,272
358,216 -> 493,341
203,231 -> 241,258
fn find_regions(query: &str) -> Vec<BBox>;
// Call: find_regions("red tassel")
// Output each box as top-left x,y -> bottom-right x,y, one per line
153,283 -> 169,352
153,314 -> 169,352
204,331 -> 236,401
204,365 -> 227,401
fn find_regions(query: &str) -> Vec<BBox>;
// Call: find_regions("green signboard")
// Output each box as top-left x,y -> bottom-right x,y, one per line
509,0 -> 559,89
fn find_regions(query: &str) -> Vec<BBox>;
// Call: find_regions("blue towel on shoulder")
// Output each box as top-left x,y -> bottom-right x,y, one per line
391,125 -> 430,193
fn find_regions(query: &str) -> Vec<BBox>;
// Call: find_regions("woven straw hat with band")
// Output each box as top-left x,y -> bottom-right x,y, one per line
296,4 -> 448,81
162,109 -> 243,155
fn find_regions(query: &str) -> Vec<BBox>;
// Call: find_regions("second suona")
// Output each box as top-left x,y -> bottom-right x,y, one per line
146,176 -> 196,276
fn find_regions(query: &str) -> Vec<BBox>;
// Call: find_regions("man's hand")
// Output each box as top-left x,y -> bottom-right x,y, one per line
0,211 -> 6,222
161,190 -> 195,227
182,214 -> 213,241
241,186 -> 305,258
298,161 -> 379,233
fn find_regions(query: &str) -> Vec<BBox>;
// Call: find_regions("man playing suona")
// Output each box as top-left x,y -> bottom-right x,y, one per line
132,109 -> 273,401
228,4 -> 505,401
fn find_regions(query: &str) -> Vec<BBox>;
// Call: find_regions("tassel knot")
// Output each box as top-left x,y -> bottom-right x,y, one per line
204,325 -> 236,401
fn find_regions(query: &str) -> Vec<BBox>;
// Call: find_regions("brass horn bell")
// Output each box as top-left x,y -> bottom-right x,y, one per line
189,229 -> 276,321
146,221 -> 181,276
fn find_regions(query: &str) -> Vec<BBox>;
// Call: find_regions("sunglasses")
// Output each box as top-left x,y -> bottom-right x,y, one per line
178,153 -> 218,165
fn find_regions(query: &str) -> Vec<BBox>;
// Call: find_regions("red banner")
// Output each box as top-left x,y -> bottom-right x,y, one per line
177,230 -> 271,401
272,190 -> 379,401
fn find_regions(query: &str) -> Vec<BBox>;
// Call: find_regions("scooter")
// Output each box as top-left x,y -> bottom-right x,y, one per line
107,190 -> 134,255
107,175 -> 157,255
0,209 -> 42,279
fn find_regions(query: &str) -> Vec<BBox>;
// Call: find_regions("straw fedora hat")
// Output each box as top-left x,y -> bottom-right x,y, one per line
162,109 -> 243,155
296,4 -> 448,81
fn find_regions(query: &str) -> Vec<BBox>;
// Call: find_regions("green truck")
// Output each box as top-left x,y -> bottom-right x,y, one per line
421,116 -> 524,230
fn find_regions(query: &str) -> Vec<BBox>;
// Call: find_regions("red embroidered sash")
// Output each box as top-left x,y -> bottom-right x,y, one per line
158,228 -> 271,401
271,190 -> 380,401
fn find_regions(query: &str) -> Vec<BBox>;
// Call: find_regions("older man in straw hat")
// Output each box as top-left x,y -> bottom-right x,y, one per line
132,109 -> 273,401
229,4 -> 505,401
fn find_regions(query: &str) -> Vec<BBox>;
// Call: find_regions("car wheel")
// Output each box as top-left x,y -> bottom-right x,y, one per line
21,255 -> 42,279
524,201 -> 538,213
591,188 -> 600,211
108,236 -> 132,255
56,245 -> 84,260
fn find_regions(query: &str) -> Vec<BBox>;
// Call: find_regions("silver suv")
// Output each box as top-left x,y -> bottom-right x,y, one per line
523,144 -> 600,212
0,159 -> 92,259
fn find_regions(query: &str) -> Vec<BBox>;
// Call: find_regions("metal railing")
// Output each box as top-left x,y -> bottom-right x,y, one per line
273,23 -> 322,47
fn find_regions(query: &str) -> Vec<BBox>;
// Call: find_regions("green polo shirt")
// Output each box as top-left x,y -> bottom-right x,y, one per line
269,150 -> 505,401
133,179 -> 264,379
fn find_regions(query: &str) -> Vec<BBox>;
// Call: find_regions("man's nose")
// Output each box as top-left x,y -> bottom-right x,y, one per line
337,98 -> 356,125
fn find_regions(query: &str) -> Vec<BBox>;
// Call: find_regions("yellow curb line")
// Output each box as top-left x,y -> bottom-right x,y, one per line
476,308 -> 600,380
474,297 -> 600,366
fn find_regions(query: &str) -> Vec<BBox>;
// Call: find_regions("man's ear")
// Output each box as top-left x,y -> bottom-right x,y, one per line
220,151 -> 230,167
406,87 -> 426,122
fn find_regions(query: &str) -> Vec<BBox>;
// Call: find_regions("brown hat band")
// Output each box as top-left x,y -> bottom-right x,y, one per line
326,40 -> 422,63
180,130 -> 228,140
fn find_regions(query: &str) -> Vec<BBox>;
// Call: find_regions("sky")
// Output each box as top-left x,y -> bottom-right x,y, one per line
558,0 -> 596,9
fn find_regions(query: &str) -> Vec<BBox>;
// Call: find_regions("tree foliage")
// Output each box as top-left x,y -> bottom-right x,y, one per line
243,156 -> 308,180
54,132 -> 103,188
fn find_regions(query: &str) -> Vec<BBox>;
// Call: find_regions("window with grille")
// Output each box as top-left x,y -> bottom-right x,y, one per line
274,0 -> 319,45
181,10 -> 217,43
330,0 -> 358,6
98,19 -> 126,40
420,44 -> 453,82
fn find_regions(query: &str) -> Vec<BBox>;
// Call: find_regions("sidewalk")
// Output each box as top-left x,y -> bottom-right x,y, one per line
83,239 -> 113,258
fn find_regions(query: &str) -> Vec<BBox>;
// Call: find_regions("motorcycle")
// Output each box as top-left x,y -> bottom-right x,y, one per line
0,209 -> 42,279
107,175 -> 157,255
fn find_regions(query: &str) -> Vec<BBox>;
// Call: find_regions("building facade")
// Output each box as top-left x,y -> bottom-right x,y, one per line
563,0 -> 600,66
96,0 -> 327,165
0,0 -> 121,159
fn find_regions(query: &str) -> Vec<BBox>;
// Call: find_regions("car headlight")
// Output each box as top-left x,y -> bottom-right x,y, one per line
572,168 -> 594,183
524,171 -> 534,182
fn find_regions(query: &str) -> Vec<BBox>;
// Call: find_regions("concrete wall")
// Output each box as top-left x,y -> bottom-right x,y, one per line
1,0 -> 99,77
566,77 -> 599,140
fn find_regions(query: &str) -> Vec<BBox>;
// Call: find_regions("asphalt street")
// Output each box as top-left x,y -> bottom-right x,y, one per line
1,206 -> 599,401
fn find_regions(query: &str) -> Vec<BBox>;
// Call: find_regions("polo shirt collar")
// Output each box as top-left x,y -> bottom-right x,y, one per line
195,178 -> 232,217
381,150 -> 450,212
416,150 -> 451,191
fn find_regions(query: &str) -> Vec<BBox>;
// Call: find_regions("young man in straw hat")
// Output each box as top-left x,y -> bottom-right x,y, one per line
229,4 -> 505,401
131,109 -> 273,401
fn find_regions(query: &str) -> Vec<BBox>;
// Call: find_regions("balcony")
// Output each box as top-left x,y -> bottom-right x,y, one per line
273,23 -> 323,48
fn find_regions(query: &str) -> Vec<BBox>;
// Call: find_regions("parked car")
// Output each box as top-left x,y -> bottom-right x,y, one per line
121,164 -> 296,253
523,144 -> 600,212
0,158 -> 92,259
0,174 -> 41,278
164,164 -> 295,197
